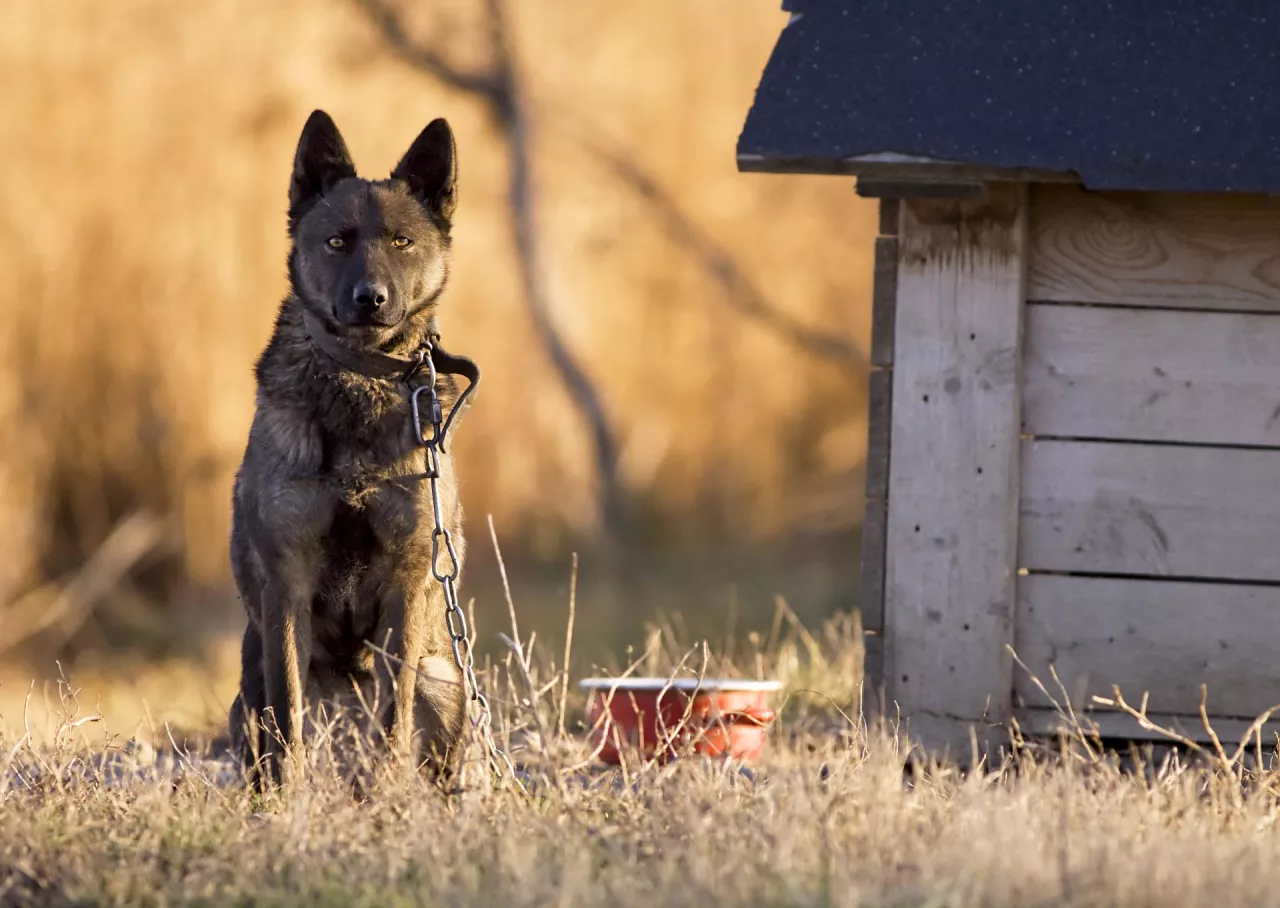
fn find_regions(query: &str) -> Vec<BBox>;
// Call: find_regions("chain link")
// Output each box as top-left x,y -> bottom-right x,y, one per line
410,346 -> 518,788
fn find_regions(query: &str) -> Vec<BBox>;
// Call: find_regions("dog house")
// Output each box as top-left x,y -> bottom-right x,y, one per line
739,1 -> 1280,752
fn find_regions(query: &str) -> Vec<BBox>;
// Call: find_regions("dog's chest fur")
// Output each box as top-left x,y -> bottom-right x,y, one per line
317,378 -> 455,658
237,315 -> 462,669
317,373 -> 430,501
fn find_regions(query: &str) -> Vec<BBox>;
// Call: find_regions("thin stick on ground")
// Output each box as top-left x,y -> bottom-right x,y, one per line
558,552 -> 578,739
1093,685 -> 1209,761
487,514 -> 521,656
1007,644 -> 1101,762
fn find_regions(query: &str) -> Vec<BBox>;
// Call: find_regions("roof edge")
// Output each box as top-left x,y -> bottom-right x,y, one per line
737,151 -> 1080,185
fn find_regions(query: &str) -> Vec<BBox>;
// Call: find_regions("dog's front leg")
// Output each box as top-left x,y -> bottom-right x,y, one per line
259,559 -> 316,788
247,476 -> 329,790
230,620 -> 266,781
372,584 -> 427,765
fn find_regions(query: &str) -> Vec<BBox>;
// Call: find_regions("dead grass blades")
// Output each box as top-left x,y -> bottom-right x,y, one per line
4,577 -> 1280,906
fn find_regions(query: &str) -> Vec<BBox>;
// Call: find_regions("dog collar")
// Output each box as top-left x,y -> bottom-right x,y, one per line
301,311 -> 482,450
302,311 -> 432,380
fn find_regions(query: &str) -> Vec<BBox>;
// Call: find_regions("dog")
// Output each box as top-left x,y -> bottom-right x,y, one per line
228,109 -> 474,789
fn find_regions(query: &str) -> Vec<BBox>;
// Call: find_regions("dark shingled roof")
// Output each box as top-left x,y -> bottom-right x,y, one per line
738,1 -> 1280,192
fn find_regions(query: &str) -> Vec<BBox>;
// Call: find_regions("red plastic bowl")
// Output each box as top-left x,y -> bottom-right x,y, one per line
579,677 -> 782,764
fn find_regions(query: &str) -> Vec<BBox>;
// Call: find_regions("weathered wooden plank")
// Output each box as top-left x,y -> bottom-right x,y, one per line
859,497 -> 886,633
864,369 -> 892,501
885,185 -> 1028,736
862,223 -> 895,637
1020,440 -> 1280,581
1024,303 -> 1280,446
1014,574 -> 1280,719
860,347 -> 893,634
1016,708 -> 1280,748
870,238 -> 899,368
861,632 -> 884,704
1028,184 -> 1280,312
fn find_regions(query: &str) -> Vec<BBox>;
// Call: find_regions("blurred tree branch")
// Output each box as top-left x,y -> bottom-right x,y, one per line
354,0 -> 627,535
0,511 -> 165,657
353,0 -> 868,537
352,0 -> 505,99
576,136 -> 869,383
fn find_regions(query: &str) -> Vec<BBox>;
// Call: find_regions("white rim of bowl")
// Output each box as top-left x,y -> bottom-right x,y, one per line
578,677 -> 783,693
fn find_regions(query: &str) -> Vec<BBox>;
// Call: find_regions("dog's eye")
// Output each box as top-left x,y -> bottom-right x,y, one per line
392,236 -> 413,249
327,236 -> 345,249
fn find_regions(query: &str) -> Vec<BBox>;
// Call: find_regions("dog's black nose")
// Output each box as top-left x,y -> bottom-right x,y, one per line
353,282 -> 389,310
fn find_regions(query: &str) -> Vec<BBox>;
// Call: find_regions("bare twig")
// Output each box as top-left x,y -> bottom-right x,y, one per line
163,720 -> 226,802
1199,684 -> 1233,775
496,632 -> 543,739
562,636 -> 661,775
22,682 -> 34,754
1049,663 -> 1100,762
1230,706 -> 1280,771
775,596 -> 824,667
558,552 -> 578,738
641,644 -> 704,774
487,515 -> 521,654
1093,686 -> 1209,761
1006,646 -> 1101,761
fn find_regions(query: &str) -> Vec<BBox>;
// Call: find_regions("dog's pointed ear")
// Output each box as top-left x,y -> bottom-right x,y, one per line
392,119 -> 457,227
289,110 -> 356,229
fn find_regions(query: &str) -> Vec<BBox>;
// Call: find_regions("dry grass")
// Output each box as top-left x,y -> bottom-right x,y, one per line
0,0 -> 876,651
6,601 -> 1280,908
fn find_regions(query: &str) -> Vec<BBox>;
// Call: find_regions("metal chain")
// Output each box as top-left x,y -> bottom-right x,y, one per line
409,346 -> 518,787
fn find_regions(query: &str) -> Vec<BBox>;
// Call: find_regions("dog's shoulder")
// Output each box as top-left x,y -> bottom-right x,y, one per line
238,302 -> 325,476
253,300 -> 314,401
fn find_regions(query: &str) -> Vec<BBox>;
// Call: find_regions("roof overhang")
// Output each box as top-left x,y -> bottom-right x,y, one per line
737,151 -> 1078,183
737,152 -> 1079,199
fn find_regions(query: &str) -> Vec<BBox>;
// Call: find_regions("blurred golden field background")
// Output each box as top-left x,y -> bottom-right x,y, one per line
0,0 -> 875,725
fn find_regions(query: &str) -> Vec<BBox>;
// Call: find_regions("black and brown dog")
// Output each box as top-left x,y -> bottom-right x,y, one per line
228,110 -> 475,789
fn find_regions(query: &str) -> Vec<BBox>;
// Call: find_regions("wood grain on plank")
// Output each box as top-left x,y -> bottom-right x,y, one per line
885,184 -> 1027,729
1014,574 -> 1280,719
1020,440 -> 1280,581
1028,184 -> 1280,311
1024,303 -> 1280,446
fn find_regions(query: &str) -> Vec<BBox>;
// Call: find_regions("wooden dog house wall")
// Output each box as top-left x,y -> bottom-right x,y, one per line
737,0 -> 1280,752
